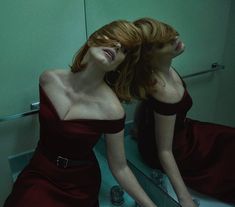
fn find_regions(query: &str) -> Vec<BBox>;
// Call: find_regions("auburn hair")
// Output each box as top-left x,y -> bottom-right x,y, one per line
132,17 -> 179,99
70,20 -> 142,102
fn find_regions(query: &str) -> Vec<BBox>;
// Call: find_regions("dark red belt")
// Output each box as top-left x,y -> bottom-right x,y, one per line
37,146 -> 93,168
55,155 -> 93,168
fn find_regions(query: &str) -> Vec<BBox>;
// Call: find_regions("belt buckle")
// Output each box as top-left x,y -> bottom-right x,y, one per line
56,156 -> 69,168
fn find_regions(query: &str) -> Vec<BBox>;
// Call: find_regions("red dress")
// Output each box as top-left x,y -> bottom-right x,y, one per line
4,86 -> 125,207
136,81 -> 235,204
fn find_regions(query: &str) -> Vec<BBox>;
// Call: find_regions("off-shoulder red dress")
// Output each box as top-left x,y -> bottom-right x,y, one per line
136,81 -> 235,204
4,86 -> 125,207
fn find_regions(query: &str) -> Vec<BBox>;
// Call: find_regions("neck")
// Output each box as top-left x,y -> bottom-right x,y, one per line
151,56 -> 173,76
69,61 -> 106,93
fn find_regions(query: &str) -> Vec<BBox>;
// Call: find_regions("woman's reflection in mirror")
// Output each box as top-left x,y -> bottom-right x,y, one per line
131,17 -> 235,207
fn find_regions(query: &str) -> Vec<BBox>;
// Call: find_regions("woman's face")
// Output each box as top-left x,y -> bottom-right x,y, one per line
88,42 -> 128,72
153,36 -> 185,59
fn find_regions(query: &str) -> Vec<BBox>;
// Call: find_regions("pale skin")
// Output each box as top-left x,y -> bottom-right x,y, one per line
149,36 -> 197,207
39,42 -> 157,207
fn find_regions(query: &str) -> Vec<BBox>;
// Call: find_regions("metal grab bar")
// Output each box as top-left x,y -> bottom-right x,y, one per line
0,109 -> 39,122
0,102 -> 40,122
0,63 -> 225,123
182,63 -> 225,79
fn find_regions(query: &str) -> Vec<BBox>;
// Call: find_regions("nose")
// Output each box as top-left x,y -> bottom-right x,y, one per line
171,36 -> 179,45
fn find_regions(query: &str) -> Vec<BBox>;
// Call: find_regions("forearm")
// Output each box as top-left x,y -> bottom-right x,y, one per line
158,151 -> 192,202
111,165 -> 157,207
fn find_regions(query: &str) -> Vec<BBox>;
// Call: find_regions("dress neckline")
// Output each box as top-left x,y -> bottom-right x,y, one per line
39,84 -> 125,122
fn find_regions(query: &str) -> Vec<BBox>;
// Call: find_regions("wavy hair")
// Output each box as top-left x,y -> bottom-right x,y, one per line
70,20 -> 142,102
132,17 -> 179,99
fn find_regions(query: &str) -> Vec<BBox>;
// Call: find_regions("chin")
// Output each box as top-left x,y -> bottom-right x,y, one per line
174,48 -> 185,58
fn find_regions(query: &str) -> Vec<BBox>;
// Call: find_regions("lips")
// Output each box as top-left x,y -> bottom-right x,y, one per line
175,41 -> 182,51
103,49 -> 115,61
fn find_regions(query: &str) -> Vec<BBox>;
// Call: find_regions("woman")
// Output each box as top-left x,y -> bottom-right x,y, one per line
4,20 -> 157,207
132,17 -> 235,207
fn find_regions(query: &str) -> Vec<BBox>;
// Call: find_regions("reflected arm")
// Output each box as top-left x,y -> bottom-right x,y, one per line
154,112 -> 196,207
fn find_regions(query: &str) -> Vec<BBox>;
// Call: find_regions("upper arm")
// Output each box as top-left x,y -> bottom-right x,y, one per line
103,96 -> 126,171
104,129 -> 127,171
151,87 -> 178,152
154,112 -> 176,153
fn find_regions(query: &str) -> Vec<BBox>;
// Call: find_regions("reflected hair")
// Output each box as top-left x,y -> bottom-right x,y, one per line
70,20 -> 142,102
132,17 -> 179,99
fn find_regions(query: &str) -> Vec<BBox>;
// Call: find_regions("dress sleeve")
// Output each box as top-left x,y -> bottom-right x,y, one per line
104,114 -> 126,134
148,96 -> 179,115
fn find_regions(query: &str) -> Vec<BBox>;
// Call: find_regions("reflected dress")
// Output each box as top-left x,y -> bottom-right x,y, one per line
4,86 -> 125,207
136,81 -> 235,204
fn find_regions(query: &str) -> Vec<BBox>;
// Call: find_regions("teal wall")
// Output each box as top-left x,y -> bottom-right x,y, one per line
0,0 -> 234,206
214,1 -> 235,126
0,0 -> 86,205
0,0 -> 86,115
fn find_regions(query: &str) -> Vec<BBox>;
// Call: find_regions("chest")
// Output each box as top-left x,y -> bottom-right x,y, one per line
46,89 -> 108,121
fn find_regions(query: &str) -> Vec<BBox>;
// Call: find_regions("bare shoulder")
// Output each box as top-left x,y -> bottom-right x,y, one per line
39,70 -> 54,86
39,69 -> 65,87
151,84 -> 170,102
100,84 -> 125,120
151,83 -> 182,104
105,94 -> 125,120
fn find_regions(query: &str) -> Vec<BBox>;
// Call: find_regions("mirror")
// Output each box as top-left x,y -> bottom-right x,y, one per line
84,0 -> 235,206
